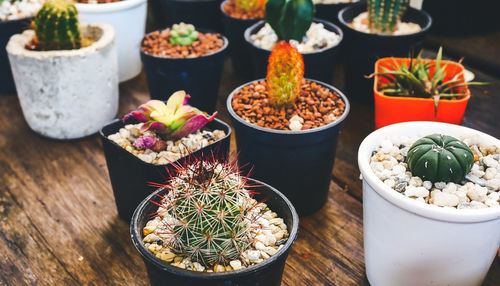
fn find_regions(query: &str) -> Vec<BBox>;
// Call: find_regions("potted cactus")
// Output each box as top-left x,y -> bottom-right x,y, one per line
244,0 -> 343,83
6,0 -> 118,139
220,0 -> 265,80
0,0 -> 43,94
368,48 -> 488,129
74,0 -> 147,82
100,91 -> 231,222
130,156 -> 299,286
148,0 -> 222,32
338,0 -> 432,104
227,0 -> 350,216
358,121 -> 500,286
141,22 -> 228,113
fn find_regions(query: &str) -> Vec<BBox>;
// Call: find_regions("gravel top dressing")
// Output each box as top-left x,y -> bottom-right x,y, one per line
351,11 -> 421,35
369,135 -> 500,209
0,0 -> 42,20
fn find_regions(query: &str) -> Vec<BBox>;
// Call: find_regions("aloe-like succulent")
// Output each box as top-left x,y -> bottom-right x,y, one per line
123,91 -> 217,141
169,22 -> 199,46
33,0 -> 82,51
368,47 -> 488,114
149,157 -> 262,267
406,134 -> 475,183
265,0 -> 314,42
367,0 -> 409,34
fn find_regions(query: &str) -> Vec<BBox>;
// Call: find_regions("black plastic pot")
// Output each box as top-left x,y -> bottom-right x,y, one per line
148,0 -> 222,32
0,17 -> 32,94
315,2 -> 355,27
227,79 -> 350,217
338,3 -> 432,105
244,19 -> 343,84
100,118 -> 231,223
220,0 -> 262,81
141,29 -> 228,114
131,177 -> 299,286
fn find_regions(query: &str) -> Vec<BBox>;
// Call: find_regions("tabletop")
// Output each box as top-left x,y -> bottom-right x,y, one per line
0,54 -> 499,285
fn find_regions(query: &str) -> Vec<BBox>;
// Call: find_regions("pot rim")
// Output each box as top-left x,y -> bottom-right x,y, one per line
314,1 -> 359,7
338,2 -> 432,38
373,57 -> 471,103
358,121 -> 500,223
130,177 -> 299,279
6,23 -> 115,58
220,0 -> 263,21
140,28 -> 228,61
226,78 -> 350,135
99,117 -> 232,168
0,15 -> 33,25
75,0 -> 146,13
243,18 -> 344,54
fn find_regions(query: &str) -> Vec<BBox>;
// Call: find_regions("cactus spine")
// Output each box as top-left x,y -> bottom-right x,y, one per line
367,0 -> 409,34
154,159 -> 261,267
266,41 -> 304,107
33,0 -> 81,51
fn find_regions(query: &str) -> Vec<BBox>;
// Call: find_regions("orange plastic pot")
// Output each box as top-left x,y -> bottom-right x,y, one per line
374,57 -> 470,129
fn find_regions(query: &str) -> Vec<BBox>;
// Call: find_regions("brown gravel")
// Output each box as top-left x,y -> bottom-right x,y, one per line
232,80 -> 346,130
142,29 -> 225,58
223,0 -> 264,20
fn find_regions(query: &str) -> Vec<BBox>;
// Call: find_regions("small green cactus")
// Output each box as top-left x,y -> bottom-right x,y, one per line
152,159 -> 261,267
406,134 -> 475,183
33,0 -> 82,51
367,0 -> 409,34
169,22 -> 199,46
265,0 -> 315,41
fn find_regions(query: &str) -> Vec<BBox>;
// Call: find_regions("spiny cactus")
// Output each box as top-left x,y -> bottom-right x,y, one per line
266,41 -> 304,107
33,0 -> 82,51
169,22 -> 199,46
150,158 -> 262,267
407,134 -> 475,183
123,91 -> 217,141
235,0 -> 266,13
367,0 -> 409,34
265,0 -> 314,41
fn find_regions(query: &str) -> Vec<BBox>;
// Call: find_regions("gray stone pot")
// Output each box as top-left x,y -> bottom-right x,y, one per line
6,23 -> 118,139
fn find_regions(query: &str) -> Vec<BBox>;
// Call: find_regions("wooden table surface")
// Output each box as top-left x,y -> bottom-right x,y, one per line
1,55 -> 499,285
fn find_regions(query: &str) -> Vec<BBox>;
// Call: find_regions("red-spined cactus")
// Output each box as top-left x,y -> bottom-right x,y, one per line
266,41 -> 304,107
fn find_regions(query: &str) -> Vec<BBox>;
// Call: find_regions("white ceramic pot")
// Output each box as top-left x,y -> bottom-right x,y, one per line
358,121 -> 500,286
76,0 -> 147,82
7,23 -> 118,139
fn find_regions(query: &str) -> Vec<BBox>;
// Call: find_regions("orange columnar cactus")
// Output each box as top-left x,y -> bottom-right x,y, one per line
266,41 -> 304,107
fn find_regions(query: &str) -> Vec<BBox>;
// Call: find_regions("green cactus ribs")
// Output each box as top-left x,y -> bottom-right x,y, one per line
367,0 -> 409,34
406,134 -> 475,183
265,0 -> 315,42
33,0 -> 82,51
169,22 -> 199,46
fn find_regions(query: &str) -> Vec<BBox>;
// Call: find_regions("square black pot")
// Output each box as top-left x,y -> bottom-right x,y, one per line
100,118 -> 232,223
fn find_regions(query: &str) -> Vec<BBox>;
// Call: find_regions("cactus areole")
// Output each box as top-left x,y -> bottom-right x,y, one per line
33,0 -> 82,51
367,0 -> 409,34
406,134 -> 474,183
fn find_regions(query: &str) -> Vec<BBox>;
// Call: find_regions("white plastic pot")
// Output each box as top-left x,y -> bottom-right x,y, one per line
358,121 -> 500,286
7,23 -> 118,139
76,0 -> 147,82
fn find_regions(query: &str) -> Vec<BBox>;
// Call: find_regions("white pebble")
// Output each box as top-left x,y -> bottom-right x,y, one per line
485,179 -> 500,191
404,186 -> 429,198
431,191 -> 459,207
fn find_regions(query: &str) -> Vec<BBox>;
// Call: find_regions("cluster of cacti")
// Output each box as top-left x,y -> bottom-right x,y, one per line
266,41 -> 304,107
169,22 -> 199,46
367,0 -> 409,34
151,158 -> 261,266
33,0 -> 82,51
235,0 -> 267,12
406,134 -> 475,183
123,90 -> 217,141
265,0 -> 314,42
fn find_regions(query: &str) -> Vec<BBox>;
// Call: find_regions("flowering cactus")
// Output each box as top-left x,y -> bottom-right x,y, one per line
266,41 -> 304,107
123,91 -> 217,141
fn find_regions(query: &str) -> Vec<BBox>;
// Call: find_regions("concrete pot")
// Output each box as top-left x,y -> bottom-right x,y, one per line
7,23 -> 118,140
76,0 -> 147,82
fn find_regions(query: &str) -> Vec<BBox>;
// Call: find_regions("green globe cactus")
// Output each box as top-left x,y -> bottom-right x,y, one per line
151,159 -> 261,267
406,134 -> 475,183
33,0 -> 82,51
265,0 -> 315,42
367,0 -> 409,34
169,22 -> 199,46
